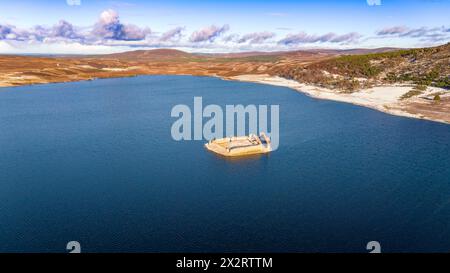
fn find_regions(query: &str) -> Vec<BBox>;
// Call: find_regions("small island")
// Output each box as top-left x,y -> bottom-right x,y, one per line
205,133 -> 272,157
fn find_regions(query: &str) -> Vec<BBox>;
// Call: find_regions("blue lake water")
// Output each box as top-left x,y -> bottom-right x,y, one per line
1,75 -> 450,253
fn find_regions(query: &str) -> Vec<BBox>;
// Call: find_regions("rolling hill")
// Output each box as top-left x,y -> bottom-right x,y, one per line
274,43 -> 450,91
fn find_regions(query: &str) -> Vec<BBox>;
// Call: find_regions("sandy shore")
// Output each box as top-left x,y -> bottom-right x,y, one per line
228,74 -> 450,124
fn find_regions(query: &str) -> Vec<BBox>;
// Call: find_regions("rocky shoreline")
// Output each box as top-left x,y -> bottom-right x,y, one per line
227,74 -> 450,124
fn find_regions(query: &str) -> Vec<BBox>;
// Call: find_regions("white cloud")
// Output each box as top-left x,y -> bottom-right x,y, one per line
238,32 -> 276,44
0,8 -> 448,54
278,32 -> 362,45
160,27 -> 184,42
376,26 -> 409,35
189,25 -> 229,43
92,9 -> 151,41
376,25 -> 450,42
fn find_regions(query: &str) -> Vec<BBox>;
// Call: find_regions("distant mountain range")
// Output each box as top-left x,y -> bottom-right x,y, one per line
100,49 -> 193,60
98,47 -> 403,60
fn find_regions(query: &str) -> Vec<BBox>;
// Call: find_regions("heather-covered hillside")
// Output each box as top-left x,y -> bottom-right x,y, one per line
274,43 -> 450,92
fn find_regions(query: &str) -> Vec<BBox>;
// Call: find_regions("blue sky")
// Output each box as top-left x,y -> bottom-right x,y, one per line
0,0 -> 449,54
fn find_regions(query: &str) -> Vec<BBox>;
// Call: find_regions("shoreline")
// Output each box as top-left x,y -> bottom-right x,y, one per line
225,74 -> 450,125
1,73 -> 449,125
